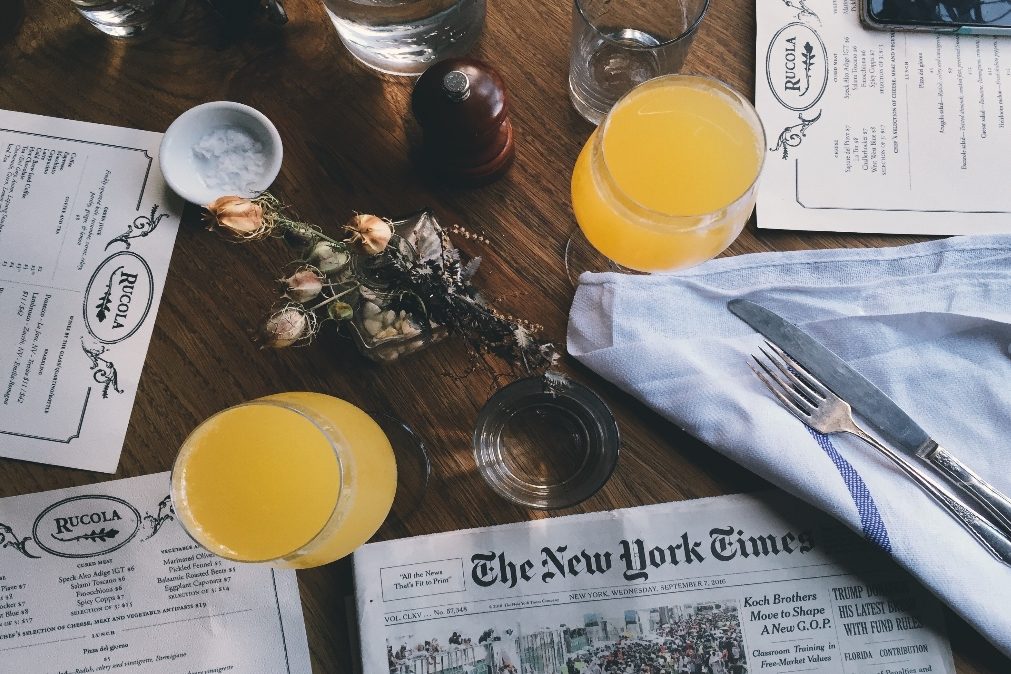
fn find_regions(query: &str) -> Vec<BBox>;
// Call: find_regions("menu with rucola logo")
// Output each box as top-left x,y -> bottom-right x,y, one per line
756,0 -> 1011,235
0,472 -> 312,673
0,109 -> 182,472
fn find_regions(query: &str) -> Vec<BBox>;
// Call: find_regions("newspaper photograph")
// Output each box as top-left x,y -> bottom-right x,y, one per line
353,492 -> 955,674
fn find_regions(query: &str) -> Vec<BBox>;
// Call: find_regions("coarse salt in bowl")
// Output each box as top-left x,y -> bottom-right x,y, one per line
160,101 -> 283,206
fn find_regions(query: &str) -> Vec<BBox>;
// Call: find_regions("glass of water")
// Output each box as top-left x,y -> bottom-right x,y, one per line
568,0 -> 709,124
71,0 -> 185,38
323,0 -> 486,76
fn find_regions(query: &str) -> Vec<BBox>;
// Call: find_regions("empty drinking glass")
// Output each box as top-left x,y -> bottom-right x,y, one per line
568,0 -> 709,124
472,373 -> 620,509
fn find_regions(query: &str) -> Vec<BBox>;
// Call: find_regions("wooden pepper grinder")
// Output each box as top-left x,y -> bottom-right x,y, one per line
411,58 -> 515,186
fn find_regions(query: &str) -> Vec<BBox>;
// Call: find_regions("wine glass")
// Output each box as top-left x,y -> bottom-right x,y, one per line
171,392 -> 428,568
566,75 -> 766,285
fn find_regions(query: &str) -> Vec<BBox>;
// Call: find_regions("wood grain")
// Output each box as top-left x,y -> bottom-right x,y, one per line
0,0 -> 1005,672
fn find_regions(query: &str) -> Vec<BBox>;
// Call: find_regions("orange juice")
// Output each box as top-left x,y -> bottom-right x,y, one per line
171,392 -> 397,568
571,75 -> 765,272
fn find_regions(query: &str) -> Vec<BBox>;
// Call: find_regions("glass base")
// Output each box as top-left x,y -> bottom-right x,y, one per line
568,27 -> 665,126
74,0 -> 186,39
326,0 -> 485,77
564,227 -> 643,287
370,412 -> 430,534
568,83 -> 606,126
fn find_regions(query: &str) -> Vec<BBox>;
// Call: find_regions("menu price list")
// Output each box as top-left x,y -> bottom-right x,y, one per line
0,473 -> 311,674
0,109 -> 183,472
756,0 -> 1011,234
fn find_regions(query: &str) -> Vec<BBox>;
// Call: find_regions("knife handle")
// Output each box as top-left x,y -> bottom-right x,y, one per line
924,445 -> 1011,535
848,427 -> 1011,565
926,485 -> 1011,567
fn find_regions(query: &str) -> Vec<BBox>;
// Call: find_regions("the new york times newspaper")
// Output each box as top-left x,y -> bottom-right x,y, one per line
354,492 -> 954,674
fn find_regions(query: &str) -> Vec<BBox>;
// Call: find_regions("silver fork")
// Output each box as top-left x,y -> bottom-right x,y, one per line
750,340 -> 1011,566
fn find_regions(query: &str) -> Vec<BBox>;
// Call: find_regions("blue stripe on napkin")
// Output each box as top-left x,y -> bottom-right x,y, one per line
806,427 -> 892,552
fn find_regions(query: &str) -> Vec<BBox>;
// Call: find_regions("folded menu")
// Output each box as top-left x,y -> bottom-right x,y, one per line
0,472 -> 312,673
755,1 -> 1011,234
0,109 -> 182,472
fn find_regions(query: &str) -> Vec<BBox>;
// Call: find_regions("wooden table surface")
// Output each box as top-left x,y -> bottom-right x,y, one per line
1,0 -> 1007,671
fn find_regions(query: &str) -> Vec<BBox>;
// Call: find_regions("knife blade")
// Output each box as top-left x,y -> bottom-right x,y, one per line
728,298 -> 1011,534
728,299 -> 930,453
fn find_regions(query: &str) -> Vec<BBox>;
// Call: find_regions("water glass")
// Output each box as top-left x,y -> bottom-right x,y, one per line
472,374 -> 619,509
71,0 -> 185,38
568,0 -> 709,124
323,0 -> 486,76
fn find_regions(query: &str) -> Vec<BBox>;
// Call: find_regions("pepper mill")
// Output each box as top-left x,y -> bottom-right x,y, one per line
411,58 -> 515,186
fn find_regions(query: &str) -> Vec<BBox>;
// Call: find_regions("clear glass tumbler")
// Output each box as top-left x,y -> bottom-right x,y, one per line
472,373 -> 620,510
323,0 -> 486,76
71,0 -> 186,38
568,0 -> 709,124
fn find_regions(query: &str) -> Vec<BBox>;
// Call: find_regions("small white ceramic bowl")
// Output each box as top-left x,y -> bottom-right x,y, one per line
160,101 -> 283,206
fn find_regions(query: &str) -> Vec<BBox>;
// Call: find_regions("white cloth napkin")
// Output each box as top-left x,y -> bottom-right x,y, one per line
568,235 -> 1011,655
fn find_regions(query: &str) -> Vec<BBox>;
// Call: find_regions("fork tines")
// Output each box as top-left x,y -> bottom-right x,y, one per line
749,341 -> 828,417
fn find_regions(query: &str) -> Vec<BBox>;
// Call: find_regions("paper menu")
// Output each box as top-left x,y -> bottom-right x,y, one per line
0,472 -> 312,673
0,109 -> 182,472
755,0 -> 1011,234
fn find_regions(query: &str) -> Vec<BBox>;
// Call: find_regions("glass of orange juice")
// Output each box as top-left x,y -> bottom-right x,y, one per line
171,392 -> 407,568
568,74 -> 765,279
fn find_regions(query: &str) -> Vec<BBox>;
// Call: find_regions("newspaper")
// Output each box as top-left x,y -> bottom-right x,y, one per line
354,492 -> 955,674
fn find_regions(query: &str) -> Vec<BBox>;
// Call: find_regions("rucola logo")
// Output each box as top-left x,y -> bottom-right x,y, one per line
33,495 -> 141,558
766,22 -> 827,112
53,509 -> 122,542
84,251 -> 154,344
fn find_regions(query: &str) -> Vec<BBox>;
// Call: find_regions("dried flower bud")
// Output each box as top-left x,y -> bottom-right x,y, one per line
204,196 -> 268,240
345,214 -> 393,256
280,268 -> 324,303
310,241 -> 350,274
327,301 -> 354,321
260,307 -> 309,348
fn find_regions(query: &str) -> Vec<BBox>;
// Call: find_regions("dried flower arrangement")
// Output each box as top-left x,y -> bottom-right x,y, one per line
203,194 -> 556,368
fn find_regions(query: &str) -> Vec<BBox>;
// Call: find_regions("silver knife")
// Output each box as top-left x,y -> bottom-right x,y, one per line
728,298 -> 1011,536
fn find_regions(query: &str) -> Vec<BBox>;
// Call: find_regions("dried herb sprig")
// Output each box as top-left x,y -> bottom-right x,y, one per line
378,238 -> 556,371
204,194 -> 556,369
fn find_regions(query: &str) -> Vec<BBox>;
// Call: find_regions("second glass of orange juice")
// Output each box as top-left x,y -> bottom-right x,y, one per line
571,75 -> 765,274
171,392 -> 398,568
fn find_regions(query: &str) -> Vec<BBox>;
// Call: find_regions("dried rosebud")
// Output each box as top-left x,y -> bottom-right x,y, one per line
327,301 -> 354,321
280,268 -> 324,303
309,241 -> 350,274
204,196 -> 267,240
344,214 -> 393,256
260,307 -> 308,348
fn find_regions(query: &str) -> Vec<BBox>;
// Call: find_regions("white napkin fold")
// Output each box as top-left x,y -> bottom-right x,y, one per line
567,235 -> 1011,655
